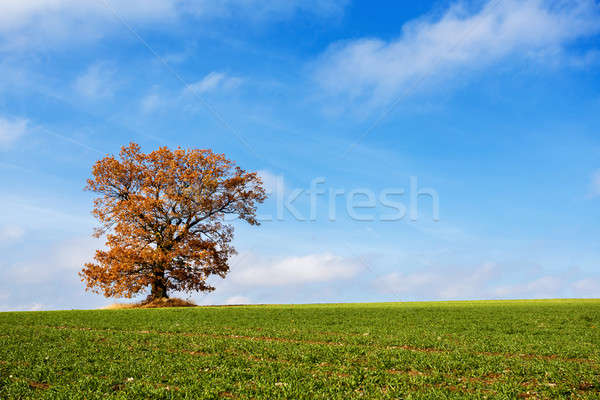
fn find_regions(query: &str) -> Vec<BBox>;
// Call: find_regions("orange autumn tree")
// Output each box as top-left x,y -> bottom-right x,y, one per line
80,143 -> 266,301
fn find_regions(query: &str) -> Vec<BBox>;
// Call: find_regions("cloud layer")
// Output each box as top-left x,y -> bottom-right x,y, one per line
0,0 -> 346,50
229,252 -> 360,287
374,263 -> 599,300
314,0 -> 600,108
0,0 -> 178,50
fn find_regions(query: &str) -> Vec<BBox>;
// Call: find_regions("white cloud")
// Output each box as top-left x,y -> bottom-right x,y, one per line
0,226 -> 25,242
229,252 -> 360,287
374,262 -> 499,299
6,237 -> 100,285
225,295 -> 251,305
28,303 -> 44,311
0,235 -> 105,311
0,0 -> 346,50
313,0 -> 600,108
0,117 -> 29,148
73,62 -> 118,99
375,262 -> 600,300
572,278 -> 600,296
0,303 -> 45,312
183,72 -> 242,95
494,276 -> 564,298
0,0 -> 178,50
0,0 -> 177,32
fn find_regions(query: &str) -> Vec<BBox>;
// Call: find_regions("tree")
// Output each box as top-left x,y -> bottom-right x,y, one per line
80,143 -> 266,301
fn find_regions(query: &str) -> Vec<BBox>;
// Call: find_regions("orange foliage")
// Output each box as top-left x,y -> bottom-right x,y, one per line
80,143 -> 266,300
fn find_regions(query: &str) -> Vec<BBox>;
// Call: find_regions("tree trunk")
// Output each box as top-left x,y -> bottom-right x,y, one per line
147,269 -> 168,301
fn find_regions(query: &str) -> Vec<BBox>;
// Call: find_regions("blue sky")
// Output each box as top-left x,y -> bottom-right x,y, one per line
1,0 -> 600,310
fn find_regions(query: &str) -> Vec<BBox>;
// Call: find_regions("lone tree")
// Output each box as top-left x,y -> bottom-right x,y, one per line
80,143 -> 266,301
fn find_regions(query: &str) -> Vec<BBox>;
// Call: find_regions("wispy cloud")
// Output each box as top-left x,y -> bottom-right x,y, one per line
0,225 -> 25,242
0,0 -> 177,32
140,92 -> 163,114
182,0 -> 347,21
0,0 -> 347,50
73,62 -> 118,99
313,0 -> 600,109
375,263 -> 600,300
374,262 -> 499,300
0,235 -> 103,311
494,276 -> 564,298
183,72 -> 242,95
572,278 -> 600,296
0,0 -> 178,50
225,295 -> 251,305
0,116 -> 29,149
5,237 -> 99,285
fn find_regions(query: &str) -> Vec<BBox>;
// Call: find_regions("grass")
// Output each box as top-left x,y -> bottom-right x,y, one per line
1,299 -> 599,399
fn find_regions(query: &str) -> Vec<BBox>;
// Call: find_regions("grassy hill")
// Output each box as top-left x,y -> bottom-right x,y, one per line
1,300 -> 599,399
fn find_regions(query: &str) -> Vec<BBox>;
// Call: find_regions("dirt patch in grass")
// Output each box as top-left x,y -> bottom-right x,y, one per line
29,381 -> 50,390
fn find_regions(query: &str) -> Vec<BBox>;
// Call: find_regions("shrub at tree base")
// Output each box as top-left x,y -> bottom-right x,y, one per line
104,297 -> 197,309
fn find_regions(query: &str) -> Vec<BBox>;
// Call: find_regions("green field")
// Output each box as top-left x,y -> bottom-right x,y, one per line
1,300 -> 600,399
